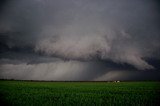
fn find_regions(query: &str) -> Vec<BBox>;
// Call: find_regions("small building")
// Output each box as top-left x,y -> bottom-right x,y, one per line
114,80 -> 120,82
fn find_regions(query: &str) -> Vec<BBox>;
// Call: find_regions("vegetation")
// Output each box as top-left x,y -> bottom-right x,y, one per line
0,80 -> 159,106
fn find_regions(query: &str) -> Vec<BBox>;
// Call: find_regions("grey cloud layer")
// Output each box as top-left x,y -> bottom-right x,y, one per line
0,60 -> 108,81
0,0 -> 160,80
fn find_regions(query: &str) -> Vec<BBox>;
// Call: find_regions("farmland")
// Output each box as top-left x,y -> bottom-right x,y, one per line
0,80 -> 159,106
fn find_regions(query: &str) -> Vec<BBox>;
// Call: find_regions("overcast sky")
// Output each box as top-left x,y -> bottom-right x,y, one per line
0,0 -> 160,81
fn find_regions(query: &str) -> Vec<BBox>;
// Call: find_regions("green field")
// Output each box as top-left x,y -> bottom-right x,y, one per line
0,80 -> 159,106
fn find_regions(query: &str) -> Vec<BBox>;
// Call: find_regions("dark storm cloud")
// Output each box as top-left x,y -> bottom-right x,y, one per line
0,0 -> 160,80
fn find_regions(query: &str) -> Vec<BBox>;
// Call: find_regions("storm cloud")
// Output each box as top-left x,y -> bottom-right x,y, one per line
0,0 -> 160,81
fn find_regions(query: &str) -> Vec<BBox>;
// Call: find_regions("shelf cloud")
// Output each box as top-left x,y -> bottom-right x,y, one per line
0,0 -> 160,80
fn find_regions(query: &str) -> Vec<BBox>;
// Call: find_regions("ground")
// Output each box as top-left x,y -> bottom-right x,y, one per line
0,80 -> 160,106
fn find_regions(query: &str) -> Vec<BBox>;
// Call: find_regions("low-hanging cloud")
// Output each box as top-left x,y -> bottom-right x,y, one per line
0,60 -> 108,81
0,0 -> 160,80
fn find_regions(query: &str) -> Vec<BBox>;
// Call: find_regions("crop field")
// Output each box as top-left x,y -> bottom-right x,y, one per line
0,80 -> 159,106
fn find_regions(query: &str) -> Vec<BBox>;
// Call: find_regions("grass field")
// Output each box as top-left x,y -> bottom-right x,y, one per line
0,80 -> 159,106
